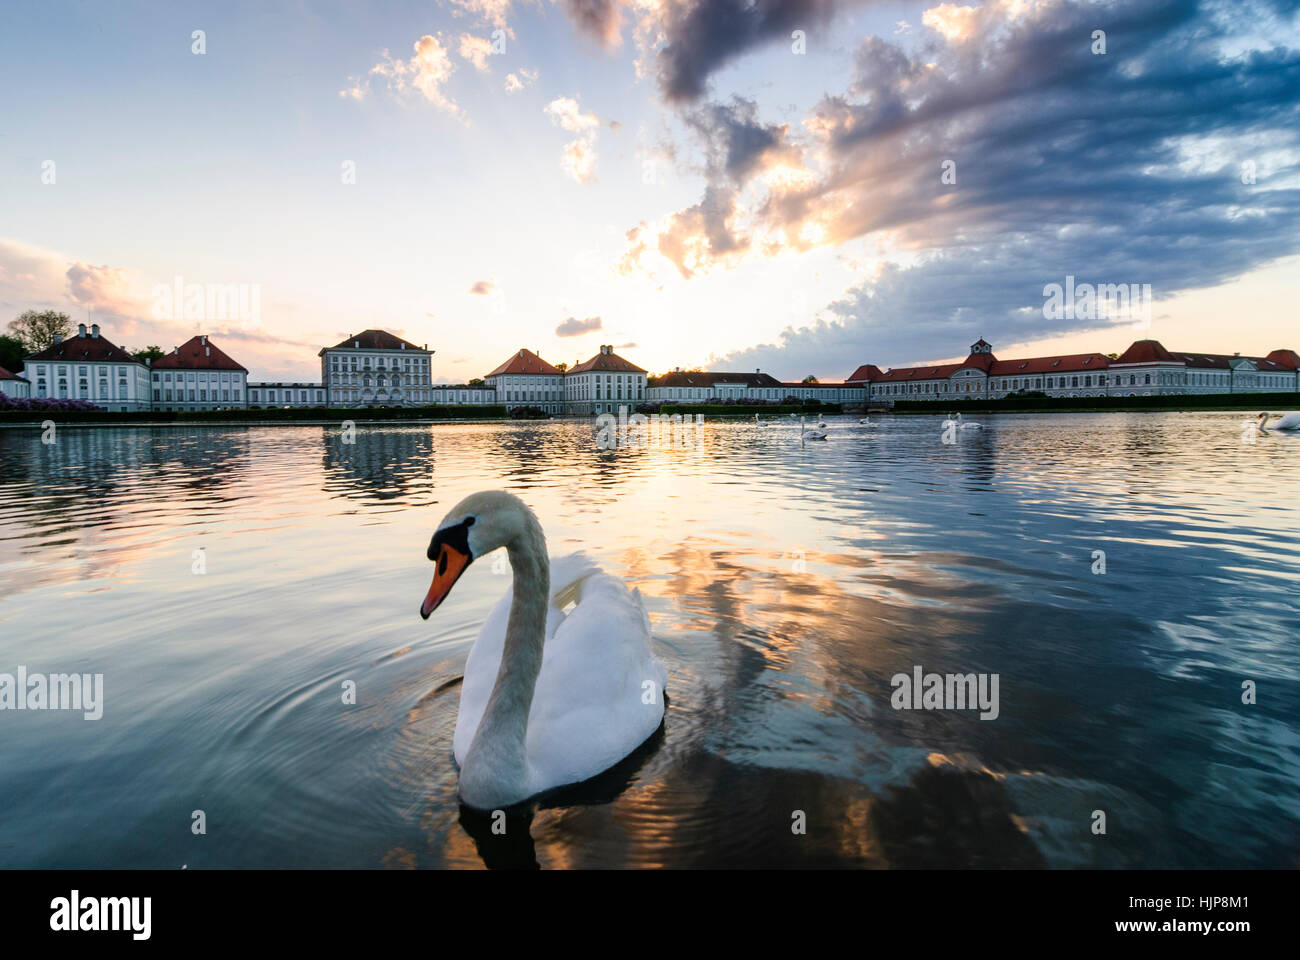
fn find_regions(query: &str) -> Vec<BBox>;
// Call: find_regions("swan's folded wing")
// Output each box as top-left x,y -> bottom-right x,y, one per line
548,551 -> 601,616
526,572 -> 666,788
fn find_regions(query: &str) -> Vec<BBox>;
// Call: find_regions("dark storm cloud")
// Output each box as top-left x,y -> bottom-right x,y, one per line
655,0 -> 1300,370
560,0 -> 625,48
657,0 -> 842,103
686,96 -> 798,184
621,97 -> 804,278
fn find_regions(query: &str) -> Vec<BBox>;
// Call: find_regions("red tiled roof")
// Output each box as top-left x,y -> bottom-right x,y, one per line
866,351 -> 1107,382
321,329 -> 430,353
0,365 -> 28,381
1114,339 -> 1176,364
855,339 -> 1299,383
988,353 -> 1110,375
1115,343 -> 1294,372
653,370 -> 783,388
874,362 -> 966,382
151,335 -> 247,372
1167,351 -> 1234,369
26,329 -> 142,365
845,364 -> 883,383
569,348 -> 646,375
1265,349 -> 1300,370
486,348 -> 561,377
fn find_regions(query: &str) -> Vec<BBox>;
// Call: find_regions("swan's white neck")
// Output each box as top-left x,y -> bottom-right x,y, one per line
458,511 -> 549,807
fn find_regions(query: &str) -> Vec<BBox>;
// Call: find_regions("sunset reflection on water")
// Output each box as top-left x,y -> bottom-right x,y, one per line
1,412 -> 1297,867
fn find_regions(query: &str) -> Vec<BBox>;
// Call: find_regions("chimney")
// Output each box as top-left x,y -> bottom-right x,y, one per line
201,335 -> 207,345
78,323 -> 87,337
91,324 -> 100,338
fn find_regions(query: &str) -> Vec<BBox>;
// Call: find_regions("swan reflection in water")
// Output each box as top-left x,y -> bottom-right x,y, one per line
455,722 -> 669,870
449,731 -> 1047,870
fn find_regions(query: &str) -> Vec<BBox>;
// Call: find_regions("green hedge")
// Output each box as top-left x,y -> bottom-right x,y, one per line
656,402 -> 842,416
0,405 -> 509,425
890,392 -> 1300,414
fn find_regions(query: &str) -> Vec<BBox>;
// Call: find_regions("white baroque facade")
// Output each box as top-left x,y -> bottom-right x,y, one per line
150,335 -> 249,410
846,338 -> 1300,402
564,345 -> 647,415
24,323 -> 150,412
248,382 -> 327,407
0,366 -> 30,398
485,349 -> 564,415
320,330 -> 434,407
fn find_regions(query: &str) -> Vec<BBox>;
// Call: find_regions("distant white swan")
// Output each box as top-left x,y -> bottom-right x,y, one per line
419,490 -> 667,809
955,412 -> 983,430
1258,412 -> 1300,431
801,416 -> 828,440
858,418 -> 878,426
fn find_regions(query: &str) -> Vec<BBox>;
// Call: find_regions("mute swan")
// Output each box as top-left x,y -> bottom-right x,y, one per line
1258,412 -> 1300,431
801,415 -> 828,440
955,412 -> 983,430
419,490 -> 667,809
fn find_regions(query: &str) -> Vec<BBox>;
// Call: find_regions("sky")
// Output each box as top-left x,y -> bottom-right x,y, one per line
1,0 -> 1297,383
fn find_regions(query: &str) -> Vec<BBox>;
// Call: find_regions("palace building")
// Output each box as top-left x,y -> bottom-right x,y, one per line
0,366 -> 31,399
150,335 -> 249,410
319,330 -> 434,408
846,338 -> 1300,402
247,382 -> 327,407
24,323 -> 150,412
485,348 -> 564,415
564,345 -> 647,416
645,369 -> 865,405
25,322 -> 1296,415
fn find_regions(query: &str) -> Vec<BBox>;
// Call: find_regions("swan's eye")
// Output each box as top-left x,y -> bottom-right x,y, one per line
465,516 -> 475,527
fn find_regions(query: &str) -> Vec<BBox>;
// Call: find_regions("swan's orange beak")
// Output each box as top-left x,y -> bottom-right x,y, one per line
421,543 -> 471,620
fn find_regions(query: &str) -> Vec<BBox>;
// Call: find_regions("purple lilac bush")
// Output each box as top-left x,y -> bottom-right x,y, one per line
0,393 -> 104,413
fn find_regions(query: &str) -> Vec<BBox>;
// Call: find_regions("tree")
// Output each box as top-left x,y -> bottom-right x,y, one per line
0,334 -> 26,373
802,374 -> 819,383
131,345 -> 165,364
1106,352 -> 1119,360
555,362 -> 568,373
8,310 -> 72,353
468,377 -> 485,386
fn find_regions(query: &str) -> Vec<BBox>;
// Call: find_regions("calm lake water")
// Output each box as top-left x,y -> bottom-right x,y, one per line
1,412 -> 1297,868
